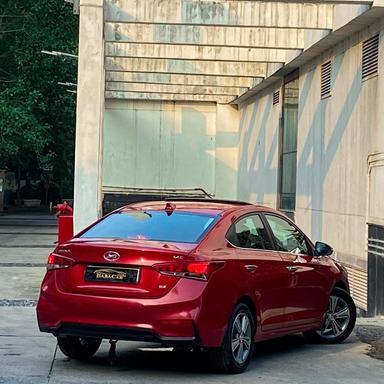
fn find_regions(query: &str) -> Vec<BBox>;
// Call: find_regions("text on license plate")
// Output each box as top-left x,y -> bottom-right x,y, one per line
84,265 -> 140,283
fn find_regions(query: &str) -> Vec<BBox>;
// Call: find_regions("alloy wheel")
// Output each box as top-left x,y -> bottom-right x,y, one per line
231,312 -> 252,365
317,295 -> 350,340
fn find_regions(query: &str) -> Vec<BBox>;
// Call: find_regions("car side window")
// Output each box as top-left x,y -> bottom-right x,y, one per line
265,215 -> 308,254
226,214 -> 273,250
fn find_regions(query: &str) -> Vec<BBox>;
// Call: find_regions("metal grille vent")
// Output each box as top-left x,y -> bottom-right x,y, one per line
362,34 -> 379,80
343,263 -> 368,311
321,61 -> 332,98
273,90 -> 280,105
367,224 -> 384,316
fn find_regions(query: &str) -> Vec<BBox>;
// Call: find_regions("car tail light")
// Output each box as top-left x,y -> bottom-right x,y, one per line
153,261 -> 225,281
46,253 -> 74,271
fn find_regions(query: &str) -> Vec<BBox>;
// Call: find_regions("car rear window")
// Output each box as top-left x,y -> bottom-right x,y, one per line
79,210 -> 219,243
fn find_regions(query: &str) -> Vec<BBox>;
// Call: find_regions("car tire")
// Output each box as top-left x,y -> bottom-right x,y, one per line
208,303 -> 255,374
303,287 -> 356,344
57,336 -> 102,360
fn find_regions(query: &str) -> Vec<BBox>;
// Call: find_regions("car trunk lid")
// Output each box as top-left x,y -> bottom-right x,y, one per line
53,239 -> 197,299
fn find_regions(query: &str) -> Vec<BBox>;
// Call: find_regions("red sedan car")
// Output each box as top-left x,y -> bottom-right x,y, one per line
37,199 -> 356,373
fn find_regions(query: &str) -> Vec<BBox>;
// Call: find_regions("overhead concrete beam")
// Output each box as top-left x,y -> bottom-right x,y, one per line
105,42 -> 296,63
106,71 -> 261,88
106,81 -> 245,96
106,57 -> 268,77
105,23 -> 306,49
105,0 -> 338,29
106,91 -> 234,103
233,6 -> 384,105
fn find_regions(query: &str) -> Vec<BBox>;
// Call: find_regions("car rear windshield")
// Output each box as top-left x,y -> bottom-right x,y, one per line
79,210 -> 219,243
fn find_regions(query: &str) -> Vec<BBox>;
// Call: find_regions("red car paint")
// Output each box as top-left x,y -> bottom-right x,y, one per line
37,201 -> 349,347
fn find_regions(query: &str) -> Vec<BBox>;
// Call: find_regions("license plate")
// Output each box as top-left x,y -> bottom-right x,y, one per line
84,265 -> 140,284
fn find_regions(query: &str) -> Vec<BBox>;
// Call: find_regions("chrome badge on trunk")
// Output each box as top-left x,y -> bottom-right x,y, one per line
103,251 -> 120,262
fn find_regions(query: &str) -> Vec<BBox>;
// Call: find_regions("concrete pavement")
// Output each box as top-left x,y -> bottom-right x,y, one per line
0,211 -> 383,383
1,306 -> 383,384
0,211 -> 56,304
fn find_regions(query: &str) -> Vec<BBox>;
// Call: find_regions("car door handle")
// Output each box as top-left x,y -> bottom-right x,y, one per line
286,266 -> 299,272
245,265 -> 258,271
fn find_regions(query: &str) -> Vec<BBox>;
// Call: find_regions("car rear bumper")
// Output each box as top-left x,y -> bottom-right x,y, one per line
37,272 -> 210,345
40,323 -> 196,344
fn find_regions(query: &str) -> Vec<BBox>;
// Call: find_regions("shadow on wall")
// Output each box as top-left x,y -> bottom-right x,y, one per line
297,54 -> 362,241
103,102 -> 240,197
237,94 -> 279,205
179,106 -> 240,196
237,52 -> 363,244
171,106 -> 215,190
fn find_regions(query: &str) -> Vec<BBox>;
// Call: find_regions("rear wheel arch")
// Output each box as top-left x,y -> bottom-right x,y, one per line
236,296 -> 258,331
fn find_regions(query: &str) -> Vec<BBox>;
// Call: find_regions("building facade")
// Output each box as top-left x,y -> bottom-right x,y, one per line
73,0 -> 384,315
237,18 -> 384,314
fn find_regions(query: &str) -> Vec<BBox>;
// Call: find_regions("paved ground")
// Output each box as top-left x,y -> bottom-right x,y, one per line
0,210 -> 56,305
355,319 -> 384,361
0,211 -> 383,383
1,308 -> 383,384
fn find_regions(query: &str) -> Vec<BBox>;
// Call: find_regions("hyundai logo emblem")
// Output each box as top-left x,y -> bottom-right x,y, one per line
103,251 -> 120,262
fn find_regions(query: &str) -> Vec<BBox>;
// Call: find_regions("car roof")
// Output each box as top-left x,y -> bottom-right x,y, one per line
121,199 -> 279,215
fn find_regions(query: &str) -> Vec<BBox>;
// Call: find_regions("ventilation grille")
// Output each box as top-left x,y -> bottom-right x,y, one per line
273,90 -> 280,105
367,224 -> 384,316
320,61 -> 332,98
342,262 -> 368,311
362,34 -> 379,80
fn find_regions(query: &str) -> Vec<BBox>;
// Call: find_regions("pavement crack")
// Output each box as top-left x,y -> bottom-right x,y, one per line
0,245 -> 54,248
0,299 -> 37,307
0,263 -> 46,267
47,343 -> 58,383
0,232 -> 57,235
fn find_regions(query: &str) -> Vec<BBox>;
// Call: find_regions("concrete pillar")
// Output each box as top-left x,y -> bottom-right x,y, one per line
215,104 -> 240,200
73,0 -> 104,232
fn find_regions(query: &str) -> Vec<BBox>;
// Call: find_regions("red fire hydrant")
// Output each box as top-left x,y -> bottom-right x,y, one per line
53,201 -> 74,245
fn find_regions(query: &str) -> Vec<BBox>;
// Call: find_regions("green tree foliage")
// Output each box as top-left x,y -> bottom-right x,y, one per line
0,0 -> 78,196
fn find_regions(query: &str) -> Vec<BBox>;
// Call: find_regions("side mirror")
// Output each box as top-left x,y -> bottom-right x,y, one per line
314,241 -> 333,256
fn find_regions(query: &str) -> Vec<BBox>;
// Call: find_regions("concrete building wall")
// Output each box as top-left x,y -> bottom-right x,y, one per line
237,20 -> 384,270
297,22 -> 384,269
103,100 -> 239,198
237,84 -> 282,208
